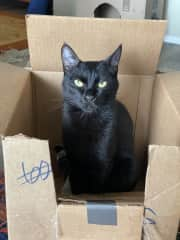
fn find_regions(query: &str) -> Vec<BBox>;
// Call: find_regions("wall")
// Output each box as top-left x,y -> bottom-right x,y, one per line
146,0 -> 165,19
165,0 -> 180,44
53,0 -> 146,19
54,0 -> 76,16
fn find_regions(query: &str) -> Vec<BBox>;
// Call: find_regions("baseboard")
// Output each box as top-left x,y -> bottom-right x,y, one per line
164,35 -> 180,45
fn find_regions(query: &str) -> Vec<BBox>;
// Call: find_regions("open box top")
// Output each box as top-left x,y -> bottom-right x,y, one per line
25,15 -> 167,165
1,16 -> 180,240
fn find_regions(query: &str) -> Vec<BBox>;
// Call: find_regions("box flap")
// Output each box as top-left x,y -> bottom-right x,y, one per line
26,15 -> 166,75
149,72 -> 180,145
145,145 -> 180,216
58,199 -> 143,240
143,145 -> 180,240
57,192 -> 144,239
0,62 -> 34,136
2,135 -> 57,240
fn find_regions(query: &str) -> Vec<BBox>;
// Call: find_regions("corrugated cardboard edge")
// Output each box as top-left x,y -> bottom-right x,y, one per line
143,144 -> 180,240
2,135 -> 58,240
0,62 -> 34,137
58,191 -> 144,206
30,70 -> 38,138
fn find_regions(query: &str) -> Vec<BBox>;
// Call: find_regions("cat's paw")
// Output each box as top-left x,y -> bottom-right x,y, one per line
54,144 -> 69,177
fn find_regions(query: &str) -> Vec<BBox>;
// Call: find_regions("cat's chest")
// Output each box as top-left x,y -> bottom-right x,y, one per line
63,115 -> 113,157
63,113 -> 106,137
64,123 -> 102,146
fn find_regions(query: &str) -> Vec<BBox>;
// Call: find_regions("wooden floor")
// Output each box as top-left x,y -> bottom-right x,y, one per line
0,3 -> 28,50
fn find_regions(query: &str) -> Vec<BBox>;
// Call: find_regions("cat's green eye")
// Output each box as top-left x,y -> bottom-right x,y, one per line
98,81 -> 107,88
74,79 -> 84,88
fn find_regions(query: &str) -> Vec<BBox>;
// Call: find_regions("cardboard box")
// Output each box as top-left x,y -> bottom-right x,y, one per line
0,15 -> 180,240
53,0 -> 147,19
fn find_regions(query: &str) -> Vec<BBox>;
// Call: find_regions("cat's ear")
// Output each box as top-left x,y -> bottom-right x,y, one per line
106,44 -> 122,69
61,43 -> 80,72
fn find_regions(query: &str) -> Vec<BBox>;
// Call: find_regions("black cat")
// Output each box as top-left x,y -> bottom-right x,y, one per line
61,43 -> 137,194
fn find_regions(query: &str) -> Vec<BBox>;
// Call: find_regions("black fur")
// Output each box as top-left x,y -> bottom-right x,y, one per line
61,43 -> 137,194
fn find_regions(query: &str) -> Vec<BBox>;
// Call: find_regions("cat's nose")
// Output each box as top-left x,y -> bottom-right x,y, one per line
85,95 -> 95,102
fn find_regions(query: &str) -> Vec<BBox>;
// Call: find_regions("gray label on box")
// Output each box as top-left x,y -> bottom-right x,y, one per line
87,201 -> 117,225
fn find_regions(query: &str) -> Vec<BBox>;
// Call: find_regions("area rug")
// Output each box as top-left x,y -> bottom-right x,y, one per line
0,171 -> 7,240
0,49 -> 29,67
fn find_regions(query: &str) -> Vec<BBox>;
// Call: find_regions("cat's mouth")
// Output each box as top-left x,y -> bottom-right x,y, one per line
81,101 -> 97,113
